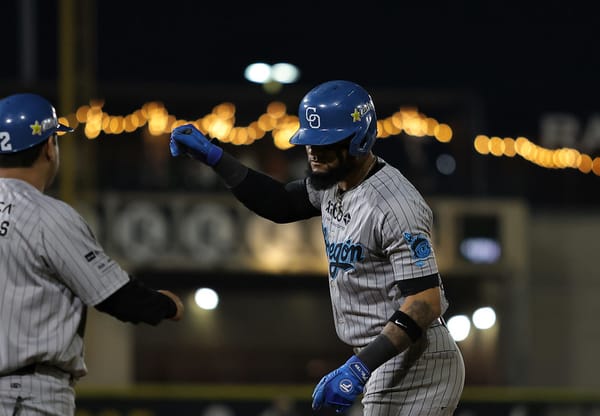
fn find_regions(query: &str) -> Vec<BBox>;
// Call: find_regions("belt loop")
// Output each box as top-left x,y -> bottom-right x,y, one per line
12,396 -> 23,416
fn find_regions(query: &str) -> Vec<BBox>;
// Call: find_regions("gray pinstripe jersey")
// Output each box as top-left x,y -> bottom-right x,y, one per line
307,157 -> 449,346
307,158 -> 464,414
0,178 -> 129,379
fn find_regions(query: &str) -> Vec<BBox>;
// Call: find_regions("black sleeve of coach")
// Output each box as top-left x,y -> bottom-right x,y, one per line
231,169 -> 320,223
95,277 -> 177,325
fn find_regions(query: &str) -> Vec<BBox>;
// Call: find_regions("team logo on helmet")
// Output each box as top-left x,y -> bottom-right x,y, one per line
351,102 -> 374,122
305,107 -> 320,128
40,117 -> 57,133
30,121 -> 43,136
30,118 -> 58,137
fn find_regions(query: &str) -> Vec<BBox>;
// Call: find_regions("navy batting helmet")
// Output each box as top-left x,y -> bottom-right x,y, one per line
289,80 -> 377,157
0,93 -> 74,154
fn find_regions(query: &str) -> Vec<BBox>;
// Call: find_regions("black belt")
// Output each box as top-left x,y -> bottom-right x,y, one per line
5,364 -> 37,376
3,364 -> 73,384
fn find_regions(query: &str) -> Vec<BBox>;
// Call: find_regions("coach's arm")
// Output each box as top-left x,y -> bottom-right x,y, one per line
95,275 -> 184,325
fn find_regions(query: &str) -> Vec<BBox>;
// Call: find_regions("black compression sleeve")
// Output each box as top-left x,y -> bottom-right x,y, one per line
95,276 -> 177,325
356,334 -> 399,371
212,152 -> 249,188
231,169 -> 320,223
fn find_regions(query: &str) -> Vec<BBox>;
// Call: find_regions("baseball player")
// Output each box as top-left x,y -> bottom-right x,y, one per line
170,80 -> 465,415
0,93 -> 185,416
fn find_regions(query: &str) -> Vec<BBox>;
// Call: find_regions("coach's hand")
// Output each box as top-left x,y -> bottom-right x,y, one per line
170,124 -> 223,166
312,355 -> 370,413
157,290 -> 184,321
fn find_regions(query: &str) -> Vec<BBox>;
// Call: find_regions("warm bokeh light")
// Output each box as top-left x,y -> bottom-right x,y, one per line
270,63 -> 300,84
194,288 -> 219,310
447,315 -> 471,342
593,157 -> 600,175
244,62 -> 300,84
58,98 -> 599,176
244,63 -> 271,83
472,306 -> 497,330
63,100 -> 453,150
434,123 -> 453,142
474,133 -> 599,176
489,136 -> 505,156
474,135 -> 489,154
503,137 -> 516,157
579,154 -> 593,173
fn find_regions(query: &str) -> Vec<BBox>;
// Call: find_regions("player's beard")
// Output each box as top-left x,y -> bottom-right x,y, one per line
306,150 -> 354,190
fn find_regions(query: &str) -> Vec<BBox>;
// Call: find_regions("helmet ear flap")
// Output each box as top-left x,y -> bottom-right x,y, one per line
349,115 -> 378,157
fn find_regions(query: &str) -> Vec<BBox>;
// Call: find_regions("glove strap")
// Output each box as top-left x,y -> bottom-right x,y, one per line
346,355 -> 370,383
206,145 -> 224,166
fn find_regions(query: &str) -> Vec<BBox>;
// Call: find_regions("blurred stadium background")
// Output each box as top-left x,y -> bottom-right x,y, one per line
2,1 -> 600,415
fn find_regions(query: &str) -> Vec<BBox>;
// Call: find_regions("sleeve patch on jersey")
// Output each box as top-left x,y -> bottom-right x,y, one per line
403,232 -> 432,267
83,250 -> 116,274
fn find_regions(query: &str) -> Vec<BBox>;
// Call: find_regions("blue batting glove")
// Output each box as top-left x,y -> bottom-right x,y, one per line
311,355 -> 370,413
170,124 -> 223,166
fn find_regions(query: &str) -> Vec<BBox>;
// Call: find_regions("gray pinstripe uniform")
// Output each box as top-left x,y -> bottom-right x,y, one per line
0,178 -> 130,416
307,158 -> 465,416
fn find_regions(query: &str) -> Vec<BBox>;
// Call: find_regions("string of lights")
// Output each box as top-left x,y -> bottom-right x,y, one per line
57,100 -> 600,176
474,135 -> 600,175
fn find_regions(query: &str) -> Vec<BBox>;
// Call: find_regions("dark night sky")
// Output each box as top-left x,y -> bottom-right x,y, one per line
2,1 -> 599,94
1,1 -> 598,120
1,0 -> 599,204
98,2 -> 599,96
2,1 -> 600,135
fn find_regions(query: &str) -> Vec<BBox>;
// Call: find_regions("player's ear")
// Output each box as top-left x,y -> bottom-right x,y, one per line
44,135 -> 58,161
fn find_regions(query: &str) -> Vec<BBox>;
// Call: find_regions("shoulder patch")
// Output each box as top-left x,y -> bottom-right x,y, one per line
403,232 -> 432,267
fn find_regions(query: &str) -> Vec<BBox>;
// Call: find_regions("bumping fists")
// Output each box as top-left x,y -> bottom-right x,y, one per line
157,290 -> 185,321
170,124 -> 223,166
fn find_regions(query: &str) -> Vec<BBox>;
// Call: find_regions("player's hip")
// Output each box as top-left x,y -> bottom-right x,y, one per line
351,316 -> 450,355
362,324 -> 465,406
0,369 -> 76,416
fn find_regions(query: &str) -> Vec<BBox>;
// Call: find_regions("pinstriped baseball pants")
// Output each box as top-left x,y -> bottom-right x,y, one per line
361,323 -> 465,416
0,369 -> 75,416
